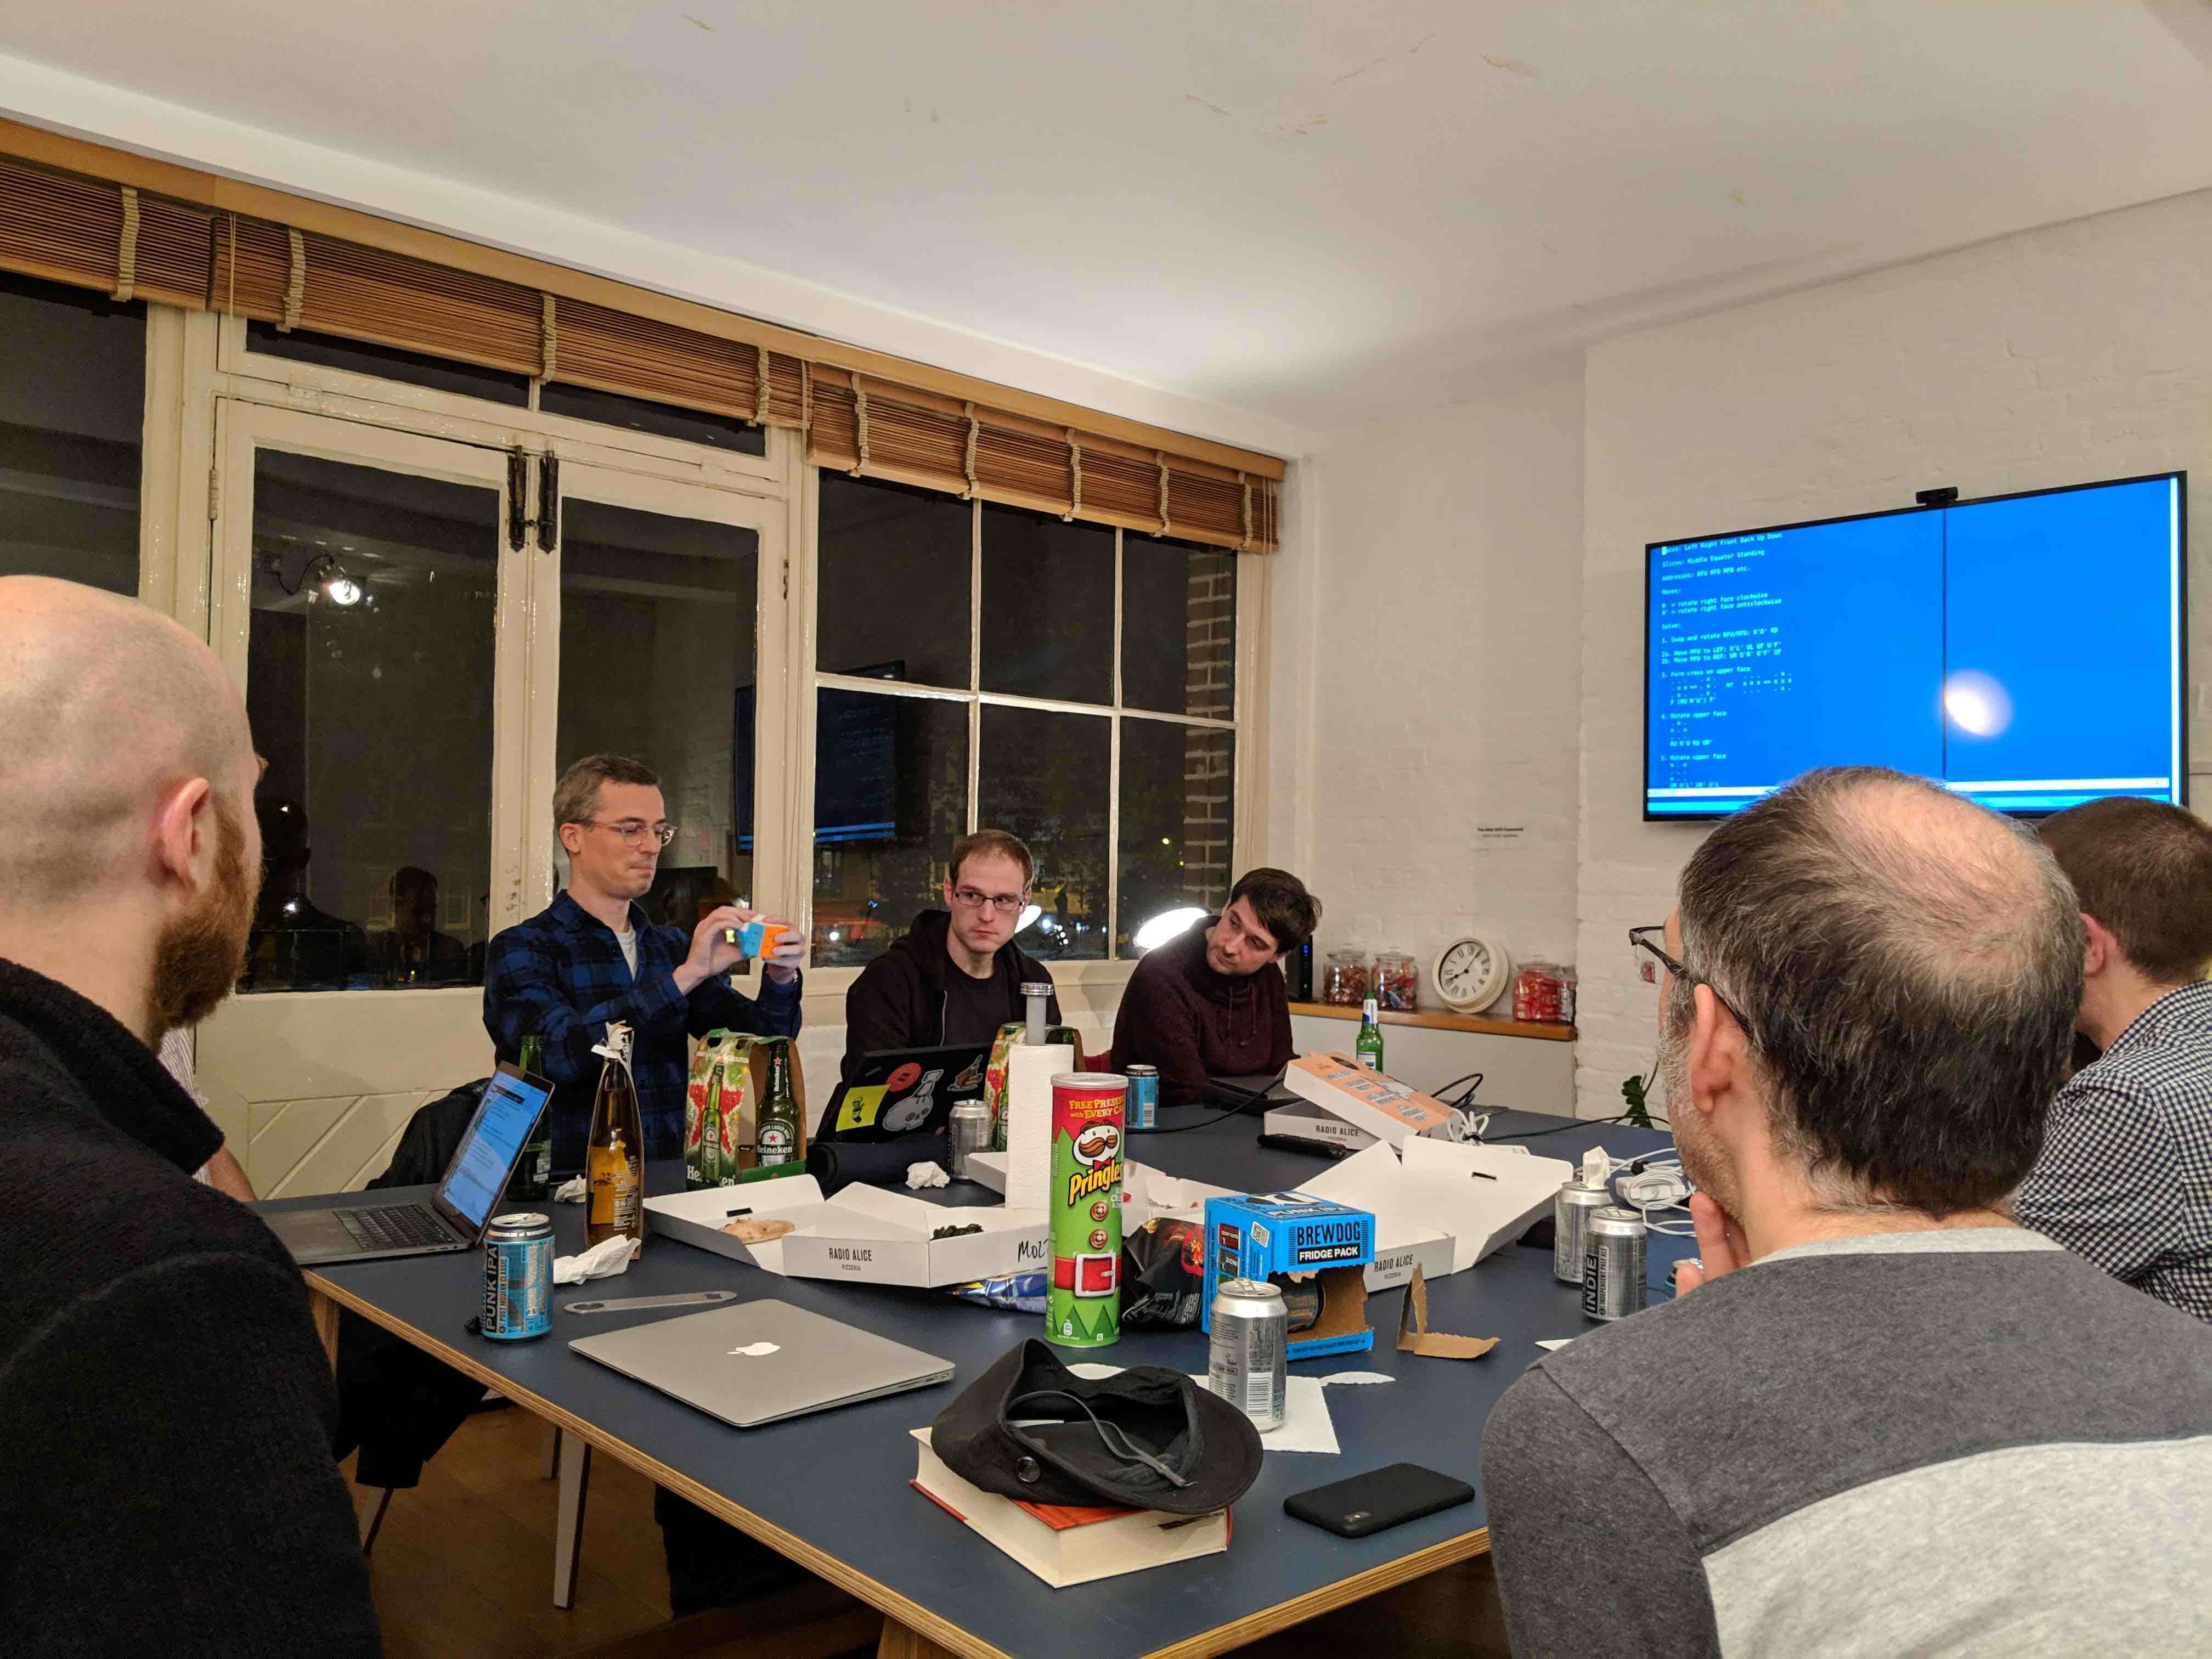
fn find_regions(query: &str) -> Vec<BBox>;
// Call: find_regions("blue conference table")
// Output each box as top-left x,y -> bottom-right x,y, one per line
269,1105 -> 1683,1659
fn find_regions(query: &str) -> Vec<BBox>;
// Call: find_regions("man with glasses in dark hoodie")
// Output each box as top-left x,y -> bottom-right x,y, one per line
842,828 -> 1060,1081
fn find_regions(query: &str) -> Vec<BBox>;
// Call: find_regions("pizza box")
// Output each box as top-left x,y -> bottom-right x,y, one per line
1295,1143 -> 1459,1289
1283,1052 -> 1460,1147
777,1183 -> 1052,1289
644,1175 -> 847,1274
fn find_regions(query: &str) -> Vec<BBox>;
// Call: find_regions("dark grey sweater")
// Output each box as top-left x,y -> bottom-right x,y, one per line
0,960 -> 381,1657
1481,1228 -> 2212,1657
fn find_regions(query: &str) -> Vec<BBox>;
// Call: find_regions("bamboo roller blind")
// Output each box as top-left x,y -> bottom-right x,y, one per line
1,153 -> 1278,551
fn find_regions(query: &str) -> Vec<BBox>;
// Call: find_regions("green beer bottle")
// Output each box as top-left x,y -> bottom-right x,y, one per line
507,1032 -> 553,1202
699,1057 -> 724,1187
1355,997 -> 1385,1073
756,1042 -> 802,1172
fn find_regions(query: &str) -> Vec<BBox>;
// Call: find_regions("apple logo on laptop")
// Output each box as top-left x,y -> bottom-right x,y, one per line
727,1342 -> 781,1358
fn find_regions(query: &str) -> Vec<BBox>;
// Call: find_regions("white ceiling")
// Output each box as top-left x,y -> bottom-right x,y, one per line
4,2 -> 2211,448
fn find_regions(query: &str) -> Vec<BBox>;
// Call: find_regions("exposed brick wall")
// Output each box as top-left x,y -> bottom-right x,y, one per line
1577,188 -> 2212,1113
1297,368 -> 1586,1014
1181,557 -> 1237,899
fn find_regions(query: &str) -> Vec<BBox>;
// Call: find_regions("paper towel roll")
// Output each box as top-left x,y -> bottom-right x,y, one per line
1003,1042 -> 1077,1212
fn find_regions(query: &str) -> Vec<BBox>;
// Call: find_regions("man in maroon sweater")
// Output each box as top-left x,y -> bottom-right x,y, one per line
1111,868 -> 1322,1105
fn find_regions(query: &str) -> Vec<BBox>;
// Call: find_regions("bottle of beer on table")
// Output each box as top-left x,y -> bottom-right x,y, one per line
756,1041 -> 801,1172
1356,998 -> 1385,1073
506,1032 -> 554,1203
586,1020 -> 645,1258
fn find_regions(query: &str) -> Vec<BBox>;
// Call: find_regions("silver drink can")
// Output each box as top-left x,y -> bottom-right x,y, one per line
482,1212 -> 554,1340
1582,1206 -> 1647,1322
1554,1182 -> 1613,1284
948,1099 -> 992,1181
1207,1279 -> 1288,1430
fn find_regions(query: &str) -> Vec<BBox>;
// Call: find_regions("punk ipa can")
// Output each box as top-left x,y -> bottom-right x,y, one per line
1047,1072 -> 1126,1349
1207,1279 -> 1288,1430
1124,1064 -> 1159,1131
1582,1205 -> 1647,1322
482,1212 -> 554,1340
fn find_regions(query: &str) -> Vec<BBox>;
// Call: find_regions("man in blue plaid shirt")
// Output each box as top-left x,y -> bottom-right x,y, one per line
2012,797 -> 2212,1323
483,754 -> 803,1171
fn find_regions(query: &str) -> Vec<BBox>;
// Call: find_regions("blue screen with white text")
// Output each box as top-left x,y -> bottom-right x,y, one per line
1646,475 -> 2182,817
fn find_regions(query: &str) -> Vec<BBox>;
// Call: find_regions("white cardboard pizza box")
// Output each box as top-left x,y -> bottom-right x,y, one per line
1295,1143 -> 1460,1288
777,1183 -> 1052,1289
644,1176 -> 843,1274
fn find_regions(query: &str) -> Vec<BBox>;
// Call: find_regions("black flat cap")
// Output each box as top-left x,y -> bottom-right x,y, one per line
932,1340 -> 1263,1515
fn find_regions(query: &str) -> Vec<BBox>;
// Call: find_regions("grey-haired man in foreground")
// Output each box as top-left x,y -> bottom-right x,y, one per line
1482,767 -> 2211,1658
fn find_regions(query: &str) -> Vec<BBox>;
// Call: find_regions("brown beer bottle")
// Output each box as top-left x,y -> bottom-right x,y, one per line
585,1020 -> 645,1259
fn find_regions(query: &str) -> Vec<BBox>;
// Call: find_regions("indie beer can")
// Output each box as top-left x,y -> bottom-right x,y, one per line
1582,1206 -> 1647,1322
1207,1279 -> 1288,1430
482,1212 -> 554,1340
948,1099 -> 992,1181
1047,1073 -> 1126,1348
1554,1181 -> 1613,1285
1124,1064 -> 1160,1130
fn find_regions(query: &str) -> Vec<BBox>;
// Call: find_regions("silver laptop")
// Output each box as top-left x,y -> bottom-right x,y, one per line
570,1299 -> 953,1427
263,1063 -> 554,1266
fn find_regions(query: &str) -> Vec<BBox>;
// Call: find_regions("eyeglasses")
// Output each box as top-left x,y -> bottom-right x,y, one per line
578,819 -> 678,849
1629,925 -> 1752,1035
951,887 -> 1028,916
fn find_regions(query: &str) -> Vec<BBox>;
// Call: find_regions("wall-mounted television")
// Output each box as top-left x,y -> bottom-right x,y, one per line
1645,472 -> 2185,820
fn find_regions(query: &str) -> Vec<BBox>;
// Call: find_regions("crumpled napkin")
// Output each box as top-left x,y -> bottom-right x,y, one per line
553,1235 -> 636,1285
552,1175 -> 587,1204
905,1160 -> 950,1189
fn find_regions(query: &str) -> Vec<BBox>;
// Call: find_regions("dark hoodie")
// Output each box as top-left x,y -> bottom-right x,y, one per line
840,909 -> 1061,1082
1110,913 -> 1292,1106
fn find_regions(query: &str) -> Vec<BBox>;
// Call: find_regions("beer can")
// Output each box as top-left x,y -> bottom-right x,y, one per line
948,1099 -> 992,1182
1582,1206 -> 1647,1322
1276,1274 -> 1323,1333
1124,1064 -> 1159,1131
1047,1073 -> 1127,1349
1554,1181 -> 1613,1285
482,1212 -> 554,1340
1207,1279 -> 1288,1431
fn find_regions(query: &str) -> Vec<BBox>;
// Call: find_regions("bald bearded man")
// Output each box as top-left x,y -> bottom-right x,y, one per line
0,578 -> 381,1656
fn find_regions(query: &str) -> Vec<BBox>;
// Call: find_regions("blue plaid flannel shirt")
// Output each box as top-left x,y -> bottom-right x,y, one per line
2013,980 -> 2212,1324
482,891 -> 802,1170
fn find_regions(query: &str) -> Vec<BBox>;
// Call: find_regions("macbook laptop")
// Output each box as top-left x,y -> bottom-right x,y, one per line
570,1299 -> 953,1427
816,1042 -> 989,1142
264,1062 -> 554,1266
1203,1069 -> 1297,1114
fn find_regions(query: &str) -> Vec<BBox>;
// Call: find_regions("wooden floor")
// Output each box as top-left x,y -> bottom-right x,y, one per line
348,1404 -> 1514,1658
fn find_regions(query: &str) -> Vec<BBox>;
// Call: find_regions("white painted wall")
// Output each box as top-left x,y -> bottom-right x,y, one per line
1576,188 -> 2212,1109
1292,365 -> 1586,1022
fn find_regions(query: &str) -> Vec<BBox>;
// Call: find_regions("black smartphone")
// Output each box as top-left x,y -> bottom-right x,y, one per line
1283,1463 -> 1476,1539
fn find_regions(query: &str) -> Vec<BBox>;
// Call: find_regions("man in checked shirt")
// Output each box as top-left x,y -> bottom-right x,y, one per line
2012,795 -> 2212,1323
483,752 -> 810,1613
483,753 -> 804,1174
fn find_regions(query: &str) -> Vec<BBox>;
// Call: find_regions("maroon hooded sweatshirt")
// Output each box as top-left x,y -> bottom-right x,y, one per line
1110,913 -> 1293,1106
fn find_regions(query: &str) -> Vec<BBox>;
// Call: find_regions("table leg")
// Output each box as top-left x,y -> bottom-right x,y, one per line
877,1618 -> 960,1659
553,1430 -> 592,1610
540,1419 -> 561,1481
309,1286 -> 340,1371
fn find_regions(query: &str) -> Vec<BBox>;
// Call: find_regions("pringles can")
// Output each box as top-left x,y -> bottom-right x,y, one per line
1582,1206 -> 1648,1322
1554,1181 -> 1612,1284
1207,1279 -> 1288,1430
1047,1072 -> 1127,1348
1124,1064 -> 1159,1130
482,1212 -> 554,1340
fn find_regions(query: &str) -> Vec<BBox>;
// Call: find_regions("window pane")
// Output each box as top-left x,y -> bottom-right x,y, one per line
246,320 -> 531,407
811,689 -> 968,968
979,504 -> 1112,703
540,382 -> 766,455
1118,720 -> 1235,955
556,500 -> 759,927
1121,534 -> 1237,718
977,705 -> 1109,961
244,453 -> 499,991
816,473 -> 971,687
0,270 -> 143,594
